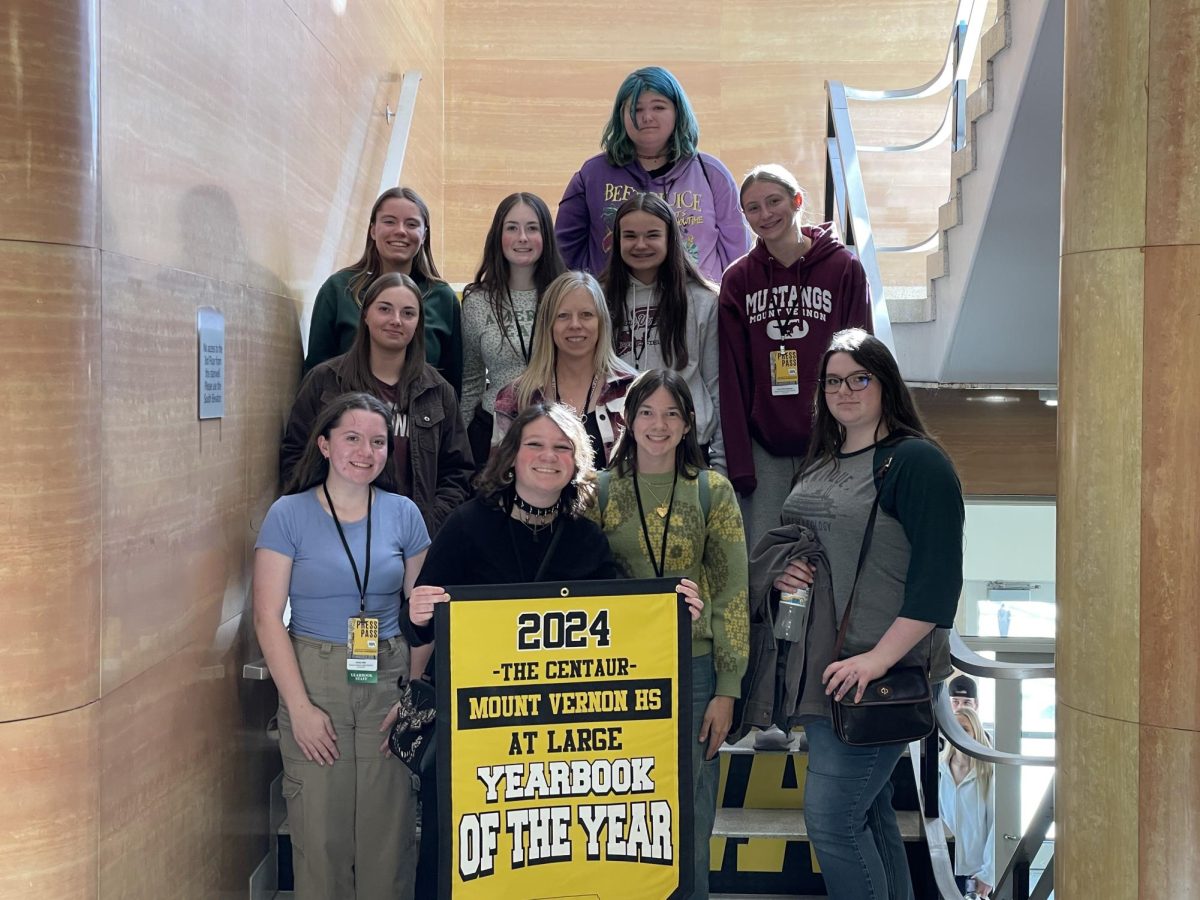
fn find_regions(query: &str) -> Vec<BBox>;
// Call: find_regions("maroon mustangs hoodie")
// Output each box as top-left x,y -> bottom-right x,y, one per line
717,223 -> 872,496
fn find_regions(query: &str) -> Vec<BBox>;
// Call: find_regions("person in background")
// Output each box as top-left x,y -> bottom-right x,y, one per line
940,705 -> 996,898
493,271 -> 637,468
603,193 -> 724,471
282,272 -> 473,535
770,328 -> 964,900
254,392 -> 430,900
718,164 -> 872,547
399,401 -> 705,897
590,368 -> 748,899
461,192 -> 566,467
555,66 -> 750,283
949,672 -> 980,713
304,186 -> 463,395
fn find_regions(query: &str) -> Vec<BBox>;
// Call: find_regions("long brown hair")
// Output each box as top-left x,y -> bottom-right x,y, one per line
607,368 -> 706,478
800,328 -> 946,477
345,186 -> 448,305
603,193 -> 712,370
475,403 -> 598,517
284,393 -> 394,495
335,273 -> 427,411
464,193 -> 565,359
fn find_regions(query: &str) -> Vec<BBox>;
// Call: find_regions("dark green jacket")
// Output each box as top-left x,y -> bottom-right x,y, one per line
303,268 -> 463,395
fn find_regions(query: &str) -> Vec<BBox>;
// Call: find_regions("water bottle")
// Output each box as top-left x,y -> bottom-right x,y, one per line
964,876 -> 979,899
773,584 -> 811,642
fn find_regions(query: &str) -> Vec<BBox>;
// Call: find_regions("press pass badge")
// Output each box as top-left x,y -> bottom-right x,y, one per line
347,616 -> 380,684
770,346 -> 799,395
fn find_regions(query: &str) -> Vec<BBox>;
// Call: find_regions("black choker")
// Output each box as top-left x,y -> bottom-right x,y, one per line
513,493 -> 559,518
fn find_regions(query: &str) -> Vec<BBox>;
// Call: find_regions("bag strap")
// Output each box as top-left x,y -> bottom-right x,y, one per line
832,448 -> 935,673
832,456 -> 893,660
698,468 -> 711,519
597,469 -> 611,518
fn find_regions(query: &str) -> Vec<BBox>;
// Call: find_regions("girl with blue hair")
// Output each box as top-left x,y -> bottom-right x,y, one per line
555,66 -> 750,283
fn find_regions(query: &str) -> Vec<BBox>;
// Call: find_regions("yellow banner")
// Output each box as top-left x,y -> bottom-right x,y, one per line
435,578 -> 692,899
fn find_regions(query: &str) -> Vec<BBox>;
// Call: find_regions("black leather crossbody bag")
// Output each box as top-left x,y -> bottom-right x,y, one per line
829,455 -> 935,747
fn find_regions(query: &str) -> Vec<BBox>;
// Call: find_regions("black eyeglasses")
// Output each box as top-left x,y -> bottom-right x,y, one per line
821,373 -> 874,393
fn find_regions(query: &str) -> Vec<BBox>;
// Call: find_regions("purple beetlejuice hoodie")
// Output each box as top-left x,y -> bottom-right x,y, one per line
555,152 -> 752,284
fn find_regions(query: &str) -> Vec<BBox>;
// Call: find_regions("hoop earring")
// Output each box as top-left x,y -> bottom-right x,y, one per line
503,468 -> 515,484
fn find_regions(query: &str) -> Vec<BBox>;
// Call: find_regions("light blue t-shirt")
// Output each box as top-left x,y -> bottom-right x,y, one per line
256,488 -> 431,641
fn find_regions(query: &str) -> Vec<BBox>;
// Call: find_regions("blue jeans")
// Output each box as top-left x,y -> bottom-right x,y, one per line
690,654 -> 720,899
803,718 -> 914,900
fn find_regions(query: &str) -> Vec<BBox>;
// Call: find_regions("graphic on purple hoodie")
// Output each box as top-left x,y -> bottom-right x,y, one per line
555,152 -> 752,283
718,224 -> 873,496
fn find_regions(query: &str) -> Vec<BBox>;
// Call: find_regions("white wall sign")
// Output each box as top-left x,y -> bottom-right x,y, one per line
197,307 -> 225,420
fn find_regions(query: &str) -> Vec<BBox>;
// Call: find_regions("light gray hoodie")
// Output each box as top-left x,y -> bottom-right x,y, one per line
616,279 -> 725,472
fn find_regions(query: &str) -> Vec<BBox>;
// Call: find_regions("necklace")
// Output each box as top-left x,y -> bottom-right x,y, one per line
513,493 -> 559,518
632,468 -> 677,578
638,475 -> 674,518
553,370 -> 599,423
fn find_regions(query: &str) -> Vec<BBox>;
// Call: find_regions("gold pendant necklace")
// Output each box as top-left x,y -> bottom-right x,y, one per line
640,478 -> 673,518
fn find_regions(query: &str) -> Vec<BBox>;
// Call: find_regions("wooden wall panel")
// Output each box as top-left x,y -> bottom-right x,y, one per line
97,622 -> 278,900
914,387 -> 1057,496
0,242 -> 102,720
443,0 -> 961,289
0,707 -> 100,899
0,0 -> 99,247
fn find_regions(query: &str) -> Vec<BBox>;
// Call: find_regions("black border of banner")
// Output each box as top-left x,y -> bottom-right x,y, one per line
435,577 -> 694,900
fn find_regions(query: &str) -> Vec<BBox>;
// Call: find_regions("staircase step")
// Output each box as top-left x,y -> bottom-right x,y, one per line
886,286 -> 933,324
938,195 -> 960,232
926,245 -> 946,281
950,143 -> 975,182
713,807 -> 923,842
967,79 -> 991,124
981,2 -> 1012,62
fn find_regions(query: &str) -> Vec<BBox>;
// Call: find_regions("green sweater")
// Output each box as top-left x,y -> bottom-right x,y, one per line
302,267 -> 463,395
589,469 -> 750,697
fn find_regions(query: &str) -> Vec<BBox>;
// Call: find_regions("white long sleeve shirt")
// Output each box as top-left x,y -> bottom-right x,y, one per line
939,758 -> 996,887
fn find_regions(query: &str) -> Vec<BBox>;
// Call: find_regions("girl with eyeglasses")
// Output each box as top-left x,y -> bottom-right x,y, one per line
718,164 -> 872,547
768,328 -> 963,900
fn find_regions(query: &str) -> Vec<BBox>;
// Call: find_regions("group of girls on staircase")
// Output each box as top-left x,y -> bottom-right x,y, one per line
253,61 -> 964,900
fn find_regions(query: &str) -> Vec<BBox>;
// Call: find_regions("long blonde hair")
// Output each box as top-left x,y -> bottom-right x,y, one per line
513,271 -> 635,409
941,705 -> 994,794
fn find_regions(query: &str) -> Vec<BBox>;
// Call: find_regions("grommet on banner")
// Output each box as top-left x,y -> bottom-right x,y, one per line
560,587 -> 570,597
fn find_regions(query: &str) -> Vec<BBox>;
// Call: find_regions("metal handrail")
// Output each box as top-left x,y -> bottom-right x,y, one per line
842,0 -> 989,103
823,0 -> 989,320
825,82 -> 895,354
951,629 -> 1056,679
935,691 -> 1054,766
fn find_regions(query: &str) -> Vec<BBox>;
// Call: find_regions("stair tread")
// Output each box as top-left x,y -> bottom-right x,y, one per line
713,807 -> 923,841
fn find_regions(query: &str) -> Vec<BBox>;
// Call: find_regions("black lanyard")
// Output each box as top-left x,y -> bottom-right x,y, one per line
632,469 -> 677,578
506,290 -> 535,364
323,483 -> 372,615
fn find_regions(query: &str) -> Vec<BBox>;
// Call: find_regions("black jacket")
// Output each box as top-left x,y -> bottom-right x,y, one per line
734,525 -> 836,736
280,357 -> 474,535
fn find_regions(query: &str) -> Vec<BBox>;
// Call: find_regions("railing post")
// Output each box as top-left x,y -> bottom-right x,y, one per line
952,21 -> 968,151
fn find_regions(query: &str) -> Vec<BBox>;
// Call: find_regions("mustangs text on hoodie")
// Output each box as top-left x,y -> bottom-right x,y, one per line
717,224 -> 872,495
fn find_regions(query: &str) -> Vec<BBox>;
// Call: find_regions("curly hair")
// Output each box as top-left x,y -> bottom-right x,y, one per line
475,402 -> 598,517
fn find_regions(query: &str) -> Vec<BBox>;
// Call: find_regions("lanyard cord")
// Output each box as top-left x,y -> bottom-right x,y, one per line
632,468 -> 677,578
323,483 -> 372,615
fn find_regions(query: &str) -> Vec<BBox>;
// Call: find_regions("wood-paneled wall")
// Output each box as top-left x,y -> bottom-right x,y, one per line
0,0 -> 445,895
441,0 -> 964,289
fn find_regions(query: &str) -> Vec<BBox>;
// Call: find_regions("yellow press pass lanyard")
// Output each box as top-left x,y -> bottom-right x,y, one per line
324,483 -> 379,684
